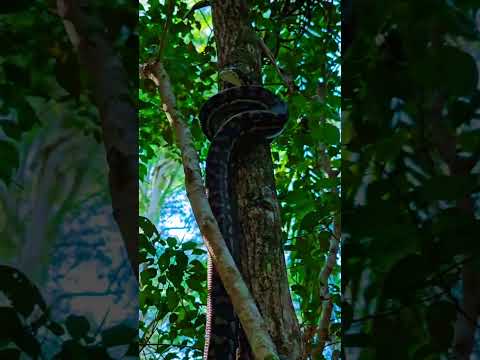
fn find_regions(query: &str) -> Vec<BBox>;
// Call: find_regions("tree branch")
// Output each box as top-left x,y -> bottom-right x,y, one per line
313,142 -> 340,356
139,61 -> 280,360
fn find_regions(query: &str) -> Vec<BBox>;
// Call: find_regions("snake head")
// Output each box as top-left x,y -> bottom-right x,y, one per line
219,68 -> 244,86
219,63 -> 254,86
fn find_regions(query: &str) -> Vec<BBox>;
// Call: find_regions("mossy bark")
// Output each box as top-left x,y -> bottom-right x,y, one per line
211,1 -> 304,358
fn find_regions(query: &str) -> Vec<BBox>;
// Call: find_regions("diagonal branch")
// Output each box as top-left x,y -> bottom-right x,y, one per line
140,60 -> 280,360
312,142 -> 340,356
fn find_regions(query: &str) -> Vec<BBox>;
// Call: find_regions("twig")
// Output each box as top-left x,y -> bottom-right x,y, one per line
258,37 -> 296,95
157,0 -> 175,59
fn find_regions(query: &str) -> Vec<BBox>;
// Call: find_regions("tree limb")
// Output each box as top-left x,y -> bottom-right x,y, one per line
139,61 -> 280,360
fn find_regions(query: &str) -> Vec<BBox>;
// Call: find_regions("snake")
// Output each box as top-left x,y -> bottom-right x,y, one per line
199,85 -> 288,359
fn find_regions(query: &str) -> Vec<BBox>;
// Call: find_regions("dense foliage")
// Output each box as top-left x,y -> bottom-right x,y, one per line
139,0 -> 341,359
343,1 -> 480,358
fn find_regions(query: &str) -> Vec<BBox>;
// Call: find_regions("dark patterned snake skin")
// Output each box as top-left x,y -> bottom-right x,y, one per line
199,85 -> 288,359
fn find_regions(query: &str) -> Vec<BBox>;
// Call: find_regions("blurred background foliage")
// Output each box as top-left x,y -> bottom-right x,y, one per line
139,0 -> 340,359
343,1 -> 480,359
0,1 -> 138,359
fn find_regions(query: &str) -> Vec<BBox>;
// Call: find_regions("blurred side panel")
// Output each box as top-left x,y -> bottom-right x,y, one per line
0,1 -> 138,359
342,1 -> 480,359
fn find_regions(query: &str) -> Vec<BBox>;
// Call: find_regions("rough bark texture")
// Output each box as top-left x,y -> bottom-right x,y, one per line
234,143 -> 304,360
212,1 -> 261,85
211,0 -> 304,358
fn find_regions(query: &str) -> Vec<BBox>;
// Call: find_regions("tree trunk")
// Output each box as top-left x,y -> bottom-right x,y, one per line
211,1 -> 304,358
57,0 -> 138,281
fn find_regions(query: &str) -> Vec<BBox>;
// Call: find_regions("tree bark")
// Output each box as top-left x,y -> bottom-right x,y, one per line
233,145 -> 304,360
211,1 -> 304,358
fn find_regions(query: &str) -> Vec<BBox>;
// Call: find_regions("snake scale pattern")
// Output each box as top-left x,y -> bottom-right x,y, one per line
199,85 -> 288,359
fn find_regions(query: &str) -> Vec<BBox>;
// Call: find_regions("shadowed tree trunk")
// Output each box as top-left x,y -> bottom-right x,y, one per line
211,1 -> 304,358
57,0 -> 138,281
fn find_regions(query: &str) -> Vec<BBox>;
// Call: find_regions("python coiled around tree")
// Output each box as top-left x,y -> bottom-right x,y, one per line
199,85 -> 288,359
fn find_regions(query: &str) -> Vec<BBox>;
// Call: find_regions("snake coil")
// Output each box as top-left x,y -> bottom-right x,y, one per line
199,85 -> 288,359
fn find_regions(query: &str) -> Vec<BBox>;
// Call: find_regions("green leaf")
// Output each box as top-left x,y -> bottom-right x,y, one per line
101,324 -> 136,347
382,254 -> 427,301
54,340 -> 89,359
141,267 -> 157,283
65,315 -> 90,339
139,216 -> 158,238
158,251 -> 172,270
167,264 -> 184,286
47,321 -> 65,336
181,241 -> 198,250
437,46 -> 478,96
186,276 -> 204,292
167,237 -> 177,247
175,251 -> 189,269
166,287 -> 180,311
312,123 -> 340,145
291,284 -> 307,296
192,248 -> 207,255
300,211 -> 319,231
164,353 -> 177,360
0,265 -> 47,317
